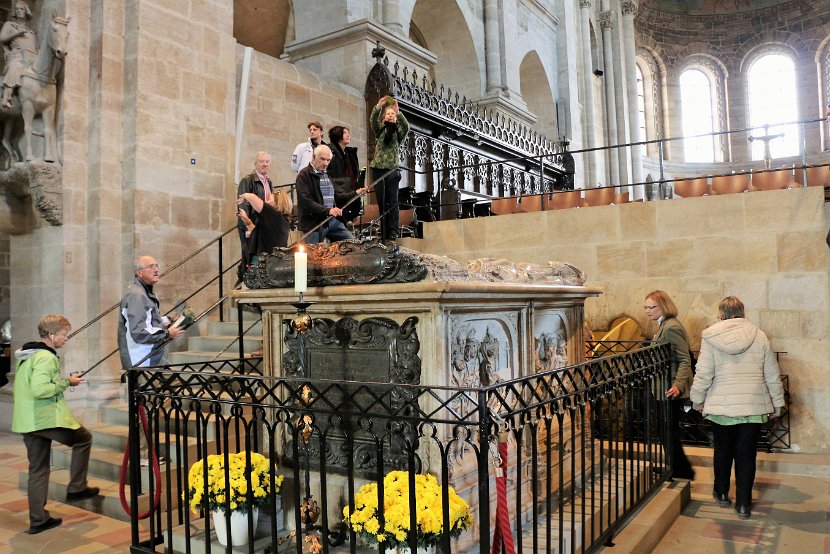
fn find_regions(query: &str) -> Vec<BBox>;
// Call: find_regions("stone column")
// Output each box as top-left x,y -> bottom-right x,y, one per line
578,0 -> 597,187
484,0 -> 504,95
599,9 -> 620,187
621,0 -> 643,191
382,0 -> 404,34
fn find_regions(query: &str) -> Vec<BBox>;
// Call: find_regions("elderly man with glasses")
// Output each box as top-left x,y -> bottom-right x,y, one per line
117,255 -> 184,369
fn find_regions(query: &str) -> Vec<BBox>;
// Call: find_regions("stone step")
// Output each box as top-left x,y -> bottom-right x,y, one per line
53,428 -> 198,469
169,351 -> 262,365
19,468 -> 155,522
206,320 -> 262,337
51,443 -> 174,484
187,335 -> 261,354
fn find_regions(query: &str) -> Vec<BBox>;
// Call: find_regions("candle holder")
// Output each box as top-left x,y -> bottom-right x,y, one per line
289,293 -> 314,336
274,296 -> 345,552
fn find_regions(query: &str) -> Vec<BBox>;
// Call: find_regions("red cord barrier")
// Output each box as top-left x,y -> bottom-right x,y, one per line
119,404 -> 162,519
491,430 -> 515,554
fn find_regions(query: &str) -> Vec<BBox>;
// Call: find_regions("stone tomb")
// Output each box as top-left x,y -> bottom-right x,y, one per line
232,257 -> 601,546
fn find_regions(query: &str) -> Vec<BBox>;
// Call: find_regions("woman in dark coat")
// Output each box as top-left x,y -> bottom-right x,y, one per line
328,125 -> 365,224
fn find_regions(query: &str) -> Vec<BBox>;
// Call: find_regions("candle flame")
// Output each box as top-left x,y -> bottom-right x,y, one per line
298,245 -> 304,253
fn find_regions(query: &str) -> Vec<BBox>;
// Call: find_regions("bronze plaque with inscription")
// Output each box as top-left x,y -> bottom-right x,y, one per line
282,316 -> 421,475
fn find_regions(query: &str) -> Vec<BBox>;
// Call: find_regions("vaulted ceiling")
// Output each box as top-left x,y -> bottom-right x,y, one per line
639,0 -> 793,15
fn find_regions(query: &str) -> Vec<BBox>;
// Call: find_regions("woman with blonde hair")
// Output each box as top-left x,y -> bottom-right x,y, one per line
690,296 -> 784,519
644,290 -> 695,480
237,189 -> 293,279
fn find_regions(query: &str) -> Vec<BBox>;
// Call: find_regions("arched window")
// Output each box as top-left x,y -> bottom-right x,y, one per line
680,69 -> 716,163
636,65 -> 647,144
747,53 -> 799,160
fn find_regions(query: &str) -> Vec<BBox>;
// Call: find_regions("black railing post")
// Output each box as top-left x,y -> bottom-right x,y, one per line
477,391 -> 492,554
218,236 -> 225,322
237,302 -> 245,360
128,368 -> 141,547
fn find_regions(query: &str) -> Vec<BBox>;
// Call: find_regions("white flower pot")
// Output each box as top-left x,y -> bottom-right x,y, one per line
212,508 -> 258,546
397,546 -> 433,554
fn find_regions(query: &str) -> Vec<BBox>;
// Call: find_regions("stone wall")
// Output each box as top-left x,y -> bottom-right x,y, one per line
5,0 -> 368,406
415,187 -> 830,453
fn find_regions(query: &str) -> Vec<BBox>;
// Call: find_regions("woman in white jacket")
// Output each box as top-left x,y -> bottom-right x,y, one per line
690,296 -> 784,520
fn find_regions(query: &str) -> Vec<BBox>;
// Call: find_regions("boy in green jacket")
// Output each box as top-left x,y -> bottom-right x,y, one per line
12,314 -> 98,534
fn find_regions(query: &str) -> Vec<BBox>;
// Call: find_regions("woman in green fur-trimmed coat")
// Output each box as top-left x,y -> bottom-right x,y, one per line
369,95 -> 409,241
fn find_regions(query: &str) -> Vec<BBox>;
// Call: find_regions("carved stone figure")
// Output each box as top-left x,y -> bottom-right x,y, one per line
0,8 -> 69,165
0,1 -> 36,109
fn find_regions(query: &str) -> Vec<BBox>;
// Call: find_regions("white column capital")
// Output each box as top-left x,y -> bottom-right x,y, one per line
621,0 -> 639,17
598,10 -> 615,32
579,0 -> 592,9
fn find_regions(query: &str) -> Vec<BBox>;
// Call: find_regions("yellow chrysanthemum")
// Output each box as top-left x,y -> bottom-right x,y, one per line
343,471 -> 471,548
182,451 -> 282,513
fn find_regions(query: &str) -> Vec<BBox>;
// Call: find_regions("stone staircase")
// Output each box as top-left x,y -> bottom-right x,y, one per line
25,309 -> 264,521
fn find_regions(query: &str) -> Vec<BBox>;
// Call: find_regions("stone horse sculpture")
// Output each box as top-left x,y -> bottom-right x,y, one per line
0,13 -> 69,167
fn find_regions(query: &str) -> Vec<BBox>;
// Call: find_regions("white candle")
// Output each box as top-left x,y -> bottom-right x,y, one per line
294,247 -> 308,293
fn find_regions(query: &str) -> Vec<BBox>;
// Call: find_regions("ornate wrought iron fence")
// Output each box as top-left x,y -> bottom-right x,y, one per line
588,340 -> 791,452
127,345 -> 672,554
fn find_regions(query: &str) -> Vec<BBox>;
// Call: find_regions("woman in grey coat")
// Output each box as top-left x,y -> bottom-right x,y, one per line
690,296 -> 784,520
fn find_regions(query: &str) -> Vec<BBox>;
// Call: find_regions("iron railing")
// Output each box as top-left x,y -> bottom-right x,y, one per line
127,344 -> 673,553
588,340 -> 791,452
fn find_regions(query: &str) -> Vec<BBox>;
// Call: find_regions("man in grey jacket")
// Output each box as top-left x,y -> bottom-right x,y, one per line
117,256 -> 183,368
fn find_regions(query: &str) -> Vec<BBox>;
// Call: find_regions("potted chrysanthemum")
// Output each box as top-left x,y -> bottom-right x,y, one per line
343,470 -> 471,553
184,451 -> 283,546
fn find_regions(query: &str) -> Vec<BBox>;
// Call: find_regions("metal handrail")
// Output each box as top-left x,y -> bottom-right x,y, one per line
74,226 -> 242,376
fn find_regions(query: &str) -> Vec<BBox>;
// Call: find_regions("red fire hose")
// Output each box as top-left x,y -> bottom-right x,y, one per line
491,424 -> 515,554
119,404 -> 162,518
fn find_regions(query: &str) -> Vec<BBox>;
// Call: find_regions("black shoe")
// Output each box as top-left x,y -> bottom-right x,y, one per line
26,517 -> 62,534
66,486 -> 100,501
713,492 -> 731,507
734,504 -> 751,520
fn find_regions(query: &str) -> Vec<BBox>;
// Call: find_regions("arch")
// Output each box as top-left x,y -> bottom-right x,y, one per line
745,50 -> 800,160
679,68 -> 717,162
407,0 -> 483,99
636,46 -> 666,157
678,54 -> 729,162
519,51 -> 557,138
737,31 -> 808,71
233,0 -> 293,58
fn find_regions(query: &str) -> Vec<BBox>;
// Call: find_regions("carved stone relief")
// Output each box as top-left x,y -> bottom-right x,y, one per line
533,312 -> 568,373
448,312 -> 519,419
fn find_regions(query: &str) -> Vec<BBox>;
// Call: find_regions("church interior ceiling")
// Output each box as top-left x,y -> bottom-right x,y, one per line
640,0 -> 791,15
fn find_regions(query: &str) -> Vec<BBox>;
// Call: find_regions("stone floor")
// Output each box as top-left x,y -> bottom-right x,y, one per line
0,433 -> 827,553
652,446 -> 830,554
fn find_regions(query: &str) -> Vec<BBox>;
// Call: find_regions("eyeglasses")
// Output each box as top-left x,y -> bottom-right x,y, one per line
643,305 -> 658,310
143,263 -> 160,270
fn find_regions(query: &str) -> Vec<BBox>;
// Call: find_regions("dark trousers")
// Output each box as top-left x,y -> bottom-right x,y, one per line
23,426 -> 92,526
711,422 -> 762,507
658,398 -> 695,479
373,168 -> 401,240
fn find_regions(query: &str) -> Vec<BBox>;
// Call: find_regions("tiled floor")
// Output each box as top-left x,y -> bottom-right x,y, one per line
0,433 -> 827,553
0,432 -> 133,553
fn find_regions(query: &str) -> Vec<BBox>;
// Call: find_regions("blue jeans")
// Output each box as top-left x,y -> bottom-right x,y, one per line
305,218 -> 354,245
